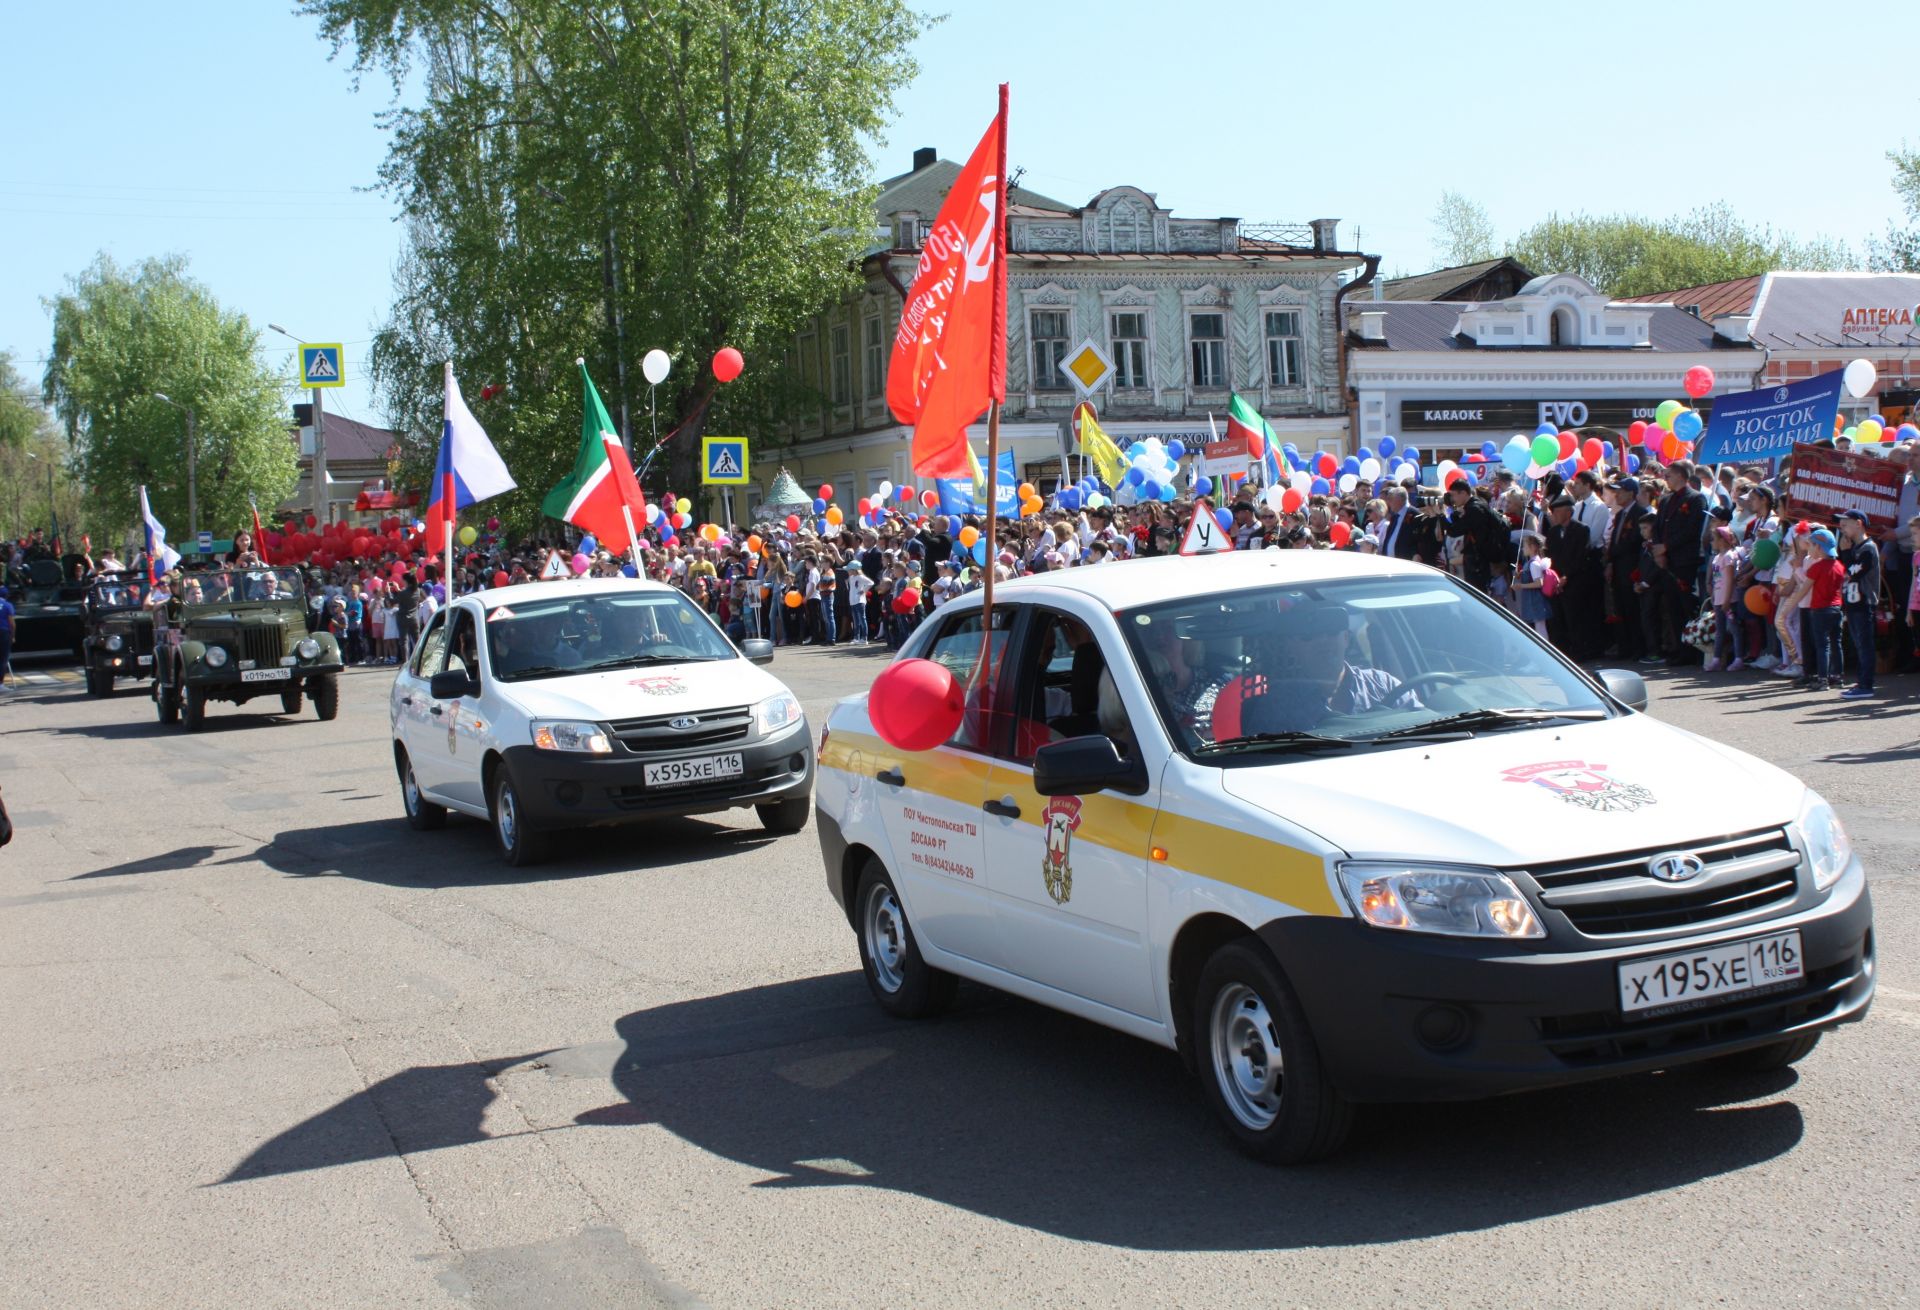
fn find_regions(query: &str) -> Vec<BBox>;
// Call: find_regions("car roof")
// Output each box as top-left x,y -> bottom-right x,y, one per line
965,550 -> 1443,614
455,576 -> 681,609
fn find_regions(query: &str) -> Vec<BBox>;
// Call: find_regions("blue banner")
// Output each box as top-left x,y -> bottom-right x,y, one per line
935,451 -> 1017,517
1694,372 -> 1843,464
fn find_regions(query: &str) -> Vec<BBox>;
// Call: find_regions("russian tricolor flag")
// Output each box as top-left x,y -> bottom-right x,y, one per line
139,485 -> 180,585
423,364 -> 516,550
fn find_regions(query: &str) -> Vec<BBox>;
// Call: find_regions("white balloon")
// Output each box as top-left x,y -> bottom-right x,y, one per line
1393,462 -> 1416,481
1290,470 -> 1312,492
641,348 -> 671,385
1844,358 -> 1878,399
1337,473 -> 1358,493
1359,458 -> 1381,481
1263,483 -> 1287,512
877,480 -> 893,500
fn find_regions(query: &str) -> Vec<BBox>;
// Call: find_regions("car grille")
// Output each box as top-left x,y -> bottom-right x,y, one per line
607,705 -> 752,754
236,626 -> 288,668
1519,827 -> 1801,938
130,619 -> 155,657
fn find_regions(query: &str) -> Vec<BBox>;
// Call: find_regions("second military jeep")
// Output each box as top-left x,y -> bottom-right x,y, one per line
7,557 -> 87,659
152,567 -> 344,731
81,571 -> 156,696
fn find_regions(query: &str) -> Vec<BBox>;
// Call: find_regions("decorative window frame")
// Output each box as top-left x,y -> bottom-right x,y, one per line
1100,284 -> 1159,401
861,307 -> 886,405
1257,283 -> 1317,405
1018,282 -> 1076,401
1181,284 -> 1230,396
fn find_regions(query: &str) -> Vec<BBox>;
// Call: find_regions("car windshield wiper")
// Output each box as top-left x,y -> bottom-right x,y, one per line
1193,730 -> 1358,758
499,663 -> 571,681
578,653 -> 718,672
1371,707 -> 1608,741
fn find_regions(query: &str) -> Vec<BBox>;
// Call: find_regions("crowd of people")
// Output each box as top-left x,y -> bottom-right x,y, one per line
7,438 -> 1917,700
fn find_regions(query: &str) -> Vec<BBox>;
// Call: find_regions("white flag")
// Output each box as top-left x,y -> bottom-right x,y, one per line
139,486 -> 181,581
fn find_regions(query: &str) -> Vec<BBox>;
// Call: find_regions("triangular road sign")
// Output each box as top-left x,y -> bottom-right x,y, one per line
1180,498 -> 1235,556
541,549 -> 569,579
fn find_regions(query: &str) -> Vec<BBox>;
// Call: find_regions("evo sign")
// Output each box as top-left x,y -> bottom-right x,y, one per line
1693,372 -> 1844,464
1400,398 -> 1708,431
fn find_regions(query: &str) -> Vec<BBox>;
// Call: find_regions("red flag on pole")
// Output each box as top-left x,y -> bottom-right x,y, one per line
250,503 -> 272,564
887,85 -> 1009,480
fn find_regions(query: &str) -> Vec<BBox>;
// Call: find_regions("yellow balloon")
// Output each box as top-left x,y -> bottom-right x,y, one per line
1857,419 -> 1884,443
457,525 -> 478,546
676,497 -> 691,514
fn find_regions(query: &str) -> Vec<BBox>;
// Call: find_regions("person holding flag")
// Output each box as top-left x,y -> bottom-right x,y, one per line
138,486 -> 181,588
423,363 -> 517,591
542,361 -> 649,565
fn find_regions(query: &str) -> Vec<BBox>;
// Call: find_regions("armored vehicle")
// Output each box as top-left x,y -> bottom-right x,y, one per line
8,557 -> 87,658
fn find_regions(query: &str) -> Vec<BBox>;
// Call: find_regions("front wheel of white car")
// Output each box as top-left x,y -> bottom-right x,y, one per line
490,770 -> 548,867
397,749 -> 446,831
1193,940 -> 1351,1164
855,860 -> 955,1019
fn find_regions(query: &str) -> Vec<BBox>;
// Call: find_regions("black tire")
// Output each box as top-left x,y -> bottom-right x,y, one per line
397,749 -> 447,831
1709,1031 -> 1821,1073
310,675 -> 339,721
490,769 -> 548,867
85,665 -> 107,697
1192,939 -> 1352,1164
854,859 -> 957,1018
281,687 -> 304,715
182,685 -> 207,732
155,677 -> 179,724
756,797 -> 811,834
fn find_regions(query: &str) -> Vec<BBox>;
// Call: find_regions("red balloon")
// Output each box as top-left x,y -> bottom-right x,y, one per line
1330,522 -> 1353,547
1580,438 -> 1603,466
1281,488 -> 1305,514
857,497 -> 871,514
818,483 -> 834,499
898,486 -> 913,502
785,514 -> 801,532
493,570 -> 510,588
712,347 -> 744,383
892,586 -> 923,615
1556,431 -> 1576,460
868,657 -> 965,752
1683,365 -> 1715,399
1315,452 -> 1337,478
304,514 -> 318,528
921,490 -> 938,508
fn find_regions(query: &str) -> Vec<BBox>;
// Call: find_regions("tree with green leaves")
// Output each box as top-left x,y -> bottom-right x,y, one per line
0,356 -> 86,544
0,351 -> 47,451
42,255 -> 299,544
1429,191 -> 1497,269
1867,143 -> 1920,272
303,0 -> 925,526
1505,202 -> 1852,297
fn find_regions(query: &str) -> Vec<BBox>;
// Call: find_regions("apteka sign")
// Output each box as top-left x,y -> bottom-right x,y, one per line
1693,371 -> 1844,464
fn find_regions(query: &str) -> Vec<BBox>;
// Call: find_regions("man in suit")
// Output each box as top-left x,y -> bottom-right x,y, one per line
1377,485 -> 1419,561
1543,495 -> 1593,657
1604,477 -> 1651,659
1654,460 -> 1709,664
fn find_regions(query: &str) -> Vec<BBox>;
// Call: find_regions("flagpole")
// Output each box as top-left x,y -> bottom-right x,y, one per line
445,520 -> 456,598
620,504 -> 641,574
975,400 -> 1001,687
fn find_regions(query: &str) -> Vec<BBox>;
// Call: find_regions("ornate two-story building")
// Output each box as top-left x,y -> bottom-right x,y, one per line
752,148 -> 1376,517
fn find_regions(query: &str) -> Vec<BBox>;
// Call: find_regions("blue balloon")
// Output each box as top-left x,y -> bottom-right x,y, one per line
1558,459 -> 1577,478
1168,440 -> 1186,459
1214,508 -> 1233,532
1378,436 -> 1397,459
1159,482 -> 1177,502
579,534 -> 598,554
970,538 -> 987,564
1283,443 -> 1301,462
1127,442 -> 1146,458
1479,440 -> 1498,459
812,497 -> 826,514
1356,446 -> 1374,464
1124,467 -> 1144,486
1536,423 -> 1558,437
1193,475 -> 1213,497
1627,453 -> 1641,473
1059,488 -> 1079,511
1341,456 -> 1361,476
1141,479 -> 1163,501
1311,477 -> 1330,495
1673,409 -> 1703,441
1402,446 -> 1419,463
819,517 -> 831,533
1601,441 -> 1616,461
1502,437 -> 1531,472
619,563 -> 638,578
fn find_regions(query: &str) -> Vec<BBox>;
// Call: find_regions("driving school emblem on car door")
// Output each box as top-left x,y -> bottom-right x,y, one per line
1501,760 -> 1656,813
1039,794 -> 1082,905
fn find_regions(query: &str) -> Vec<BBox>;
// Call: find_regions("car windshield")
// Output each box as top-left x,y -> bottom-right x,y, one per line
1118,576 -> 1612,758
177,569 -> 304,604
483,588 -> 737,682
90,579 -> 145,609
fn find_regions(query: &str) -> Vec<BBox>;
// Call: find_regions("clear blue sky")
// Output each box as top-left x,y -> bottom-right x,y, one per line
6,0 -> 1917,430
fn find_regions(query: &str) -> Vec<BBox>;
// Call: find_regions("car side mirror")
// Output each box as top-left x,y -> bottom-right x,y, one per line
1594,667 -> 1648,712
740,638 -> 775,665
1033,735 -> 1148,797
429,669 -> 479,700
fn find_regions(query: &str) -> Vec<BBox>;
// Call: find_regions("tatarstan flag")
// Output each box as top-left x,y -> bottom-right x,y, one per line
542,362 -> 647,553
1226,392 -> 1287,486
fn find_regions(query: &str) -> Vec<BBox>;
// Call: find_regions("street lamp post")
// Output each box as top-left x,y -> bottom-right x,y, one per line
151,393 -> 199,546
24,450 -> 53,542
267,324 -> 328,526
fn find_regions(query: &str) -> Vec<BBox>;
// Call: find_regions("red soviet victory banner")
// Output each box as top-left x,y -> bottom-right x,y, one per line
887,85 -> 1009,480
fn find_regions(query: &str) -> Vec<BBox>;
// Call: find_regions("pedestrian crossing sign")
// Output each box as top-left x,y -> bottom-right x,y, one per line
701,436 -> 749,485
299,344 -> 345,388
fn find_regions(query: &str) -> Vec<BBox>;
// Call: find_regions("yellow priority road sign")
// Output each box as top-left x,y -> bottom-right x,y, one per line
299,344 -> 345,388
701,436 -> 749,485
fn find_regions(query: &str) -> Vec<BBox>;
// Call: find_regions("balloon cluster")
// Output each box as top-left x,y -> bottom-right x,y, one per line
263,514 -> 427,570
1115,437 -> 1186,506
1056,476 -> 1110,513
1835,361 -> 1905,445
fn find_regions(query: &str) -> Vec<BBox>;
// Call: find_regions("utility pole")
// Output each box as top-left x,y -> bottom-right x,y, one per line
151,393 -> 199,545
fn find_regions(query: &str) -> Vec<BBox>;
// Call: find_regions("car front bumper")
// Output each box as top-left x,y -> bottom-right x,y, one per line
187,662 -> 344,689
502,720 -> 813,828
1256,861 -> 1873,1103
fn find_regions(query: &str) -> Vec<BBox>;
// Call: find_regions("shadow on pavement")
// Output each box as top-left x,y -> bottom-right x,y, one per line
67,844 -> 240,880
227,813 -> 783,888
221,971 -> 1807,1249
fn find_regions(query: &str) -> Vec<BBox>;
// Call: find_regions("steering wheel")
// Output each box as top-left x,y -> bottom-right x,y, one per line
1396,670 -> 1468,700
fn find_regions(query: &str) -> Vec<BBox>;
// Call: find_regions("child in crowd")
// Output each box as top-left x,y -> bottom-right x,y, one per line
1706,525 -> 1747,672
1513,531 -> 1551,638
1800,528 -> 1845,691
1771,530 -> 1807,680
845,564 -> 873,644
1633,516 -> 1666,664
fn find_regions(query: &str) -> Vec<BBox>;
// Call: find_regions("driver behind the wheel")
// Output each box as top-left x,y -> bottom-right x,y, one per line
490,610 -> 583,676
1241,603 -> 1420,734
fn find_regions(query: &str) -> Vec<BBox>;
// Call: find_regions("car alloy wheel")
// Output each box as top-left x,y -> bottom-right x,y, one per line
1210,982 -> 1284,1131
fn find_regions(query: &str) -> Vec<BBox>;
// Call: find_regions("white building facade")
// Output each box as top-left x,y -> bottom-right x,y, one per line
754,151 -> 1374,516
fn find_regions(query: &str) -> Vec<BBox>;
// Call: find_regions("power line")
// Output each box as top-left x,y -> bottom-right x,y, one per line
0,205 -> 391,222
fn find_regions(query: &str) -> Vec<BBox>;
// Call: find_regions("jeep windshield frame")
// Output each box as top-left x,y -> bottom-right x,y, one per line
175,568 -> 306,609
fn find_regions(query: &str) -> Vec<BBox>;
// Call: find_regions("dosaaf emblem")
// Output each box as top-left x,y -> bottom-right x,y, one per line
628,676 -> 685,696
1039,794 -> 1082,905
1501,759 -> 1656,813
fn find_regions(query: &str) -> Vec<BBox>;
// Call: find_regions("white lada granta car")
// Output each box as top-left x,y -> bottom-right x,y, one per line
813,550 -> 1873,1163
391,577 -> 811,865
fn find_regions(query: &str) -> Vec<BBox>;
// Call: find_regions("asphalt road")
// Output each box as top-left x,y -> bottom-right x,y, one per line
2,644 -> 1917,1309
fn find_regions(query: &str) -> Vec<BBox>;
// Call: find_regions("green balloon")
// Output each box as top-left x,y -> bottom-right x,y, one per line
1655,399 -> 1684,429
1530,434 -> 1560,466
1751,538 -> 1780,570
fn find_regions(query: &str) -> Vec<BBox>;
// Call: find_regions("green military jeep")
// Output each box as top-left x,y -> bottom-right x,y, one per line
7,556 -> 87,659
152,567 -> 344,731
81,571 -> 156,696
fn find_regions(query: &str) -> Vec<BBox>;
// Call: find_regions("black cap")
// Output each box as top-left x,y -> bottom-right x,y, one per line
1548,494 -> 1575,509
1613,477 -> 1641,494
1835,509 -> 1867,523
1232,501 -> 1255,514
1709,503 -> 1733,521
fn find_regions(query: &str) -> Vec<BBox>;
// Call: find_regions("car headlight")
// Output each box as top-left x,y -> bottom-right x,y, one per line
531,720 -> 612,754
296,638 -> 321,660
203,646 -> 229,668
1798,791 -> 1853,892
753,691 -> 803,737
1338,862 -> 1544,939
105,634 -> 124,652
